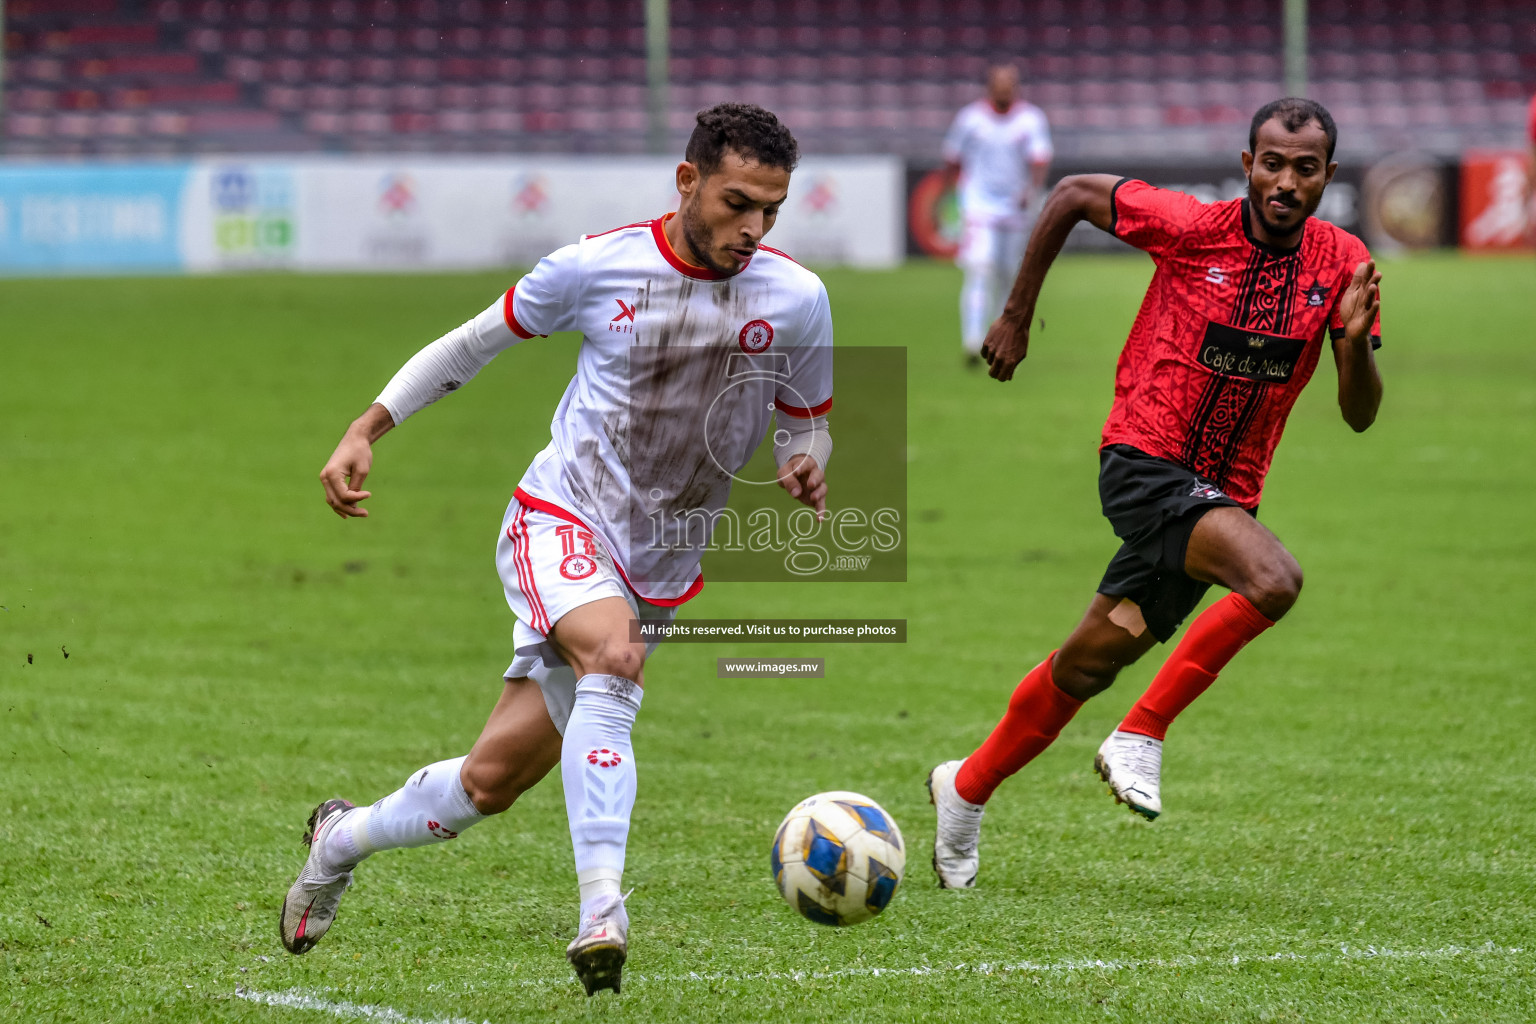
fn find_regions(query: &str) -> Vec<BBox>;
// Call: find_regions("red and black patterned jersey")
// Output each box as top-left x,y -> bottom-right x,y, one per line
1101,178 -> 1382,508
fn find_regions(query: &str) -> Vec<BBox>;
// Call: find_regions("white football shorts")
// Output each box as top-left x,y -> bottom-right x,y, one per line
495,497 -> 676,734
956,212 -> 1030,276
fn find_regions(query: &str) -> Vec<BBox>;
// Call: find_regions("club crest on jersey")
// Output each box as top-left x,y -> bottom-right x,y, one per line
738,319 -> 774,353
1306,284 -> 1329,306
559,553 -> 597,580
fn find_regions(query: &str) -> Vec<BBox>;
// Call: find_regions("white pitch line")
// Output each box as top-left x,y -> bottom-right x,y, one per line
234,986 -> 488,1024
618,941 -> 1525,986
234,941 -> 1526,1019
597,941 -> 1527,987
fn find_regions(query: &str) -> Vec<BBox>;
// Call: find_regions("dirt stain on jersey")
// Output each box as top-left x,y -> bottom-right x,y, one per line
587,275 -> 776,582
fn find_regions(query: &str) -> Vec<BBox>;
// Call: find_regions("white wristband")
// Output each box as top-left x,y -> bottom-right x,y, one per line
773,413 -> 832,472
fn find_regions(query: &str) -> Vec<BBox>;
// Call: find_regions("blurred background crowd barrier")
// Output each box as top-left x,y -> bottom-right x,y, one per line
1,0 -> 1531,272
0,156 -> 903,271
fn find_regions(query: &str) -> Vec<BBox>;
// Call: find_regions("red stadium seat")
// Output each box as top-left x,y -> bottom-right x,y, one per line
479,109 -> 522,133
391,111 -> 435,133
1199,103 -> 1243,124
147,110 -> 191,134
191,108 -> 280,131
308,84 -> 349,110
349,109 -> 390,133
1163,104 -> 1202,126
436,108 -> 475,134
321,26 -> 354,51
264,85 -> 304,110
350,84 -> 390,109
7,112 -> 54,137
304,110 -> 347,133
353,56 -> 395,81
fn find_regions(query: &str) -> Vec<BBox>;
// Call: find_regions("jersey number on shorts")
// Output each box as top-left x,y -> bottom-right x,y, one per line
556,524 -> 600,580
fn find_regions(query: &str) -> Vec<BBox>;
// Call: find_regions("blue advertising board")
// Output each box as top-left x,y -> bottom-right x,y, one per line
0,163 -> 190,272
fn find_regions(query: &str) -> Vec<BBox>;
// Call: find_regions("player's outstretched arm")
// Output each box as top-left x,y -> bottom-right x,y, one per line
1333,259 -> 1384,433
319,288 -> 538,518
982,173 -> 1120,381
319,402 -> 395,518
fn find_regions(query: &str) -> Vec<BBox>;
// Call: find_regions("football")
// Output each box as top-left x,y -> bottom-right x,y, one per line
770,791 -> 906,926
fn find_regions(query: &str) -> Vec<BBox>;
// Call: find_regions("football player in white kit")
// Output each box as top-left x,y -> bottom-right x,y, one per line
942,64 -> 1054,365
277,104 -> 834,997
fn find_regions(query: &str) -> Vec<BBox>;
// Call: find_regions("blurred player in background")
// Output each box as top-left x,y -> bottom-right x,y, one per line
278,104 -> 834,995
942,64 -> 1054,366
929,99 -> 1383,888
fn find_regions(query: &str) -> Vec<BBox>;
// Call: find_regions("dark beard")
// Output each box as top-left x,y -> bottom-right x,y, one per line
679,201 -> 739,275
1246,180 -> 1311,239
1252,204 -> 1304,238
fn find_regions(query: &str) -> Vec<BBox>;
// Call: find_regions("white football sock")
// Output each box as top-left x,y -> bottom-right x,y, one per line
323,755 -> 485,870
562,674 -> 641,918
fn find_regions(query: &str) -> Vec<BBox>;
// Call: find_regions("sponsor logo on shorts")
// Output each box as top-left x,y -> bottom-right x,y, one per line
586,748 -> 623,768
738,318 -> 774,353
559,553 -> 597,580
1189,481 -> 1226,500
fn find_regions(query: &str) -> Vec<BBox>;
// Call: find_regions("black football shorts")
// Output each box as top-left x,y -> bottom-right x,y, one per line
1096,444 -> 1252,642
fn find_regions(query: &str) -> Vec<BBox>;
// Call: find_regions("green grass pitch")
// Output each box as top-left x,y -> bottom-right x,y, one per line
3,253 -> 1534,1023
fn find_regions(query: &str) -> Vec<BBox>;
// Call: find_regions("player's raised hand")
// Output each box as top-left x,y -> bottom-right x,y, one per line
1339,259 -> 1381,345
980,314 -> 1030,381
776,454 -> 827,520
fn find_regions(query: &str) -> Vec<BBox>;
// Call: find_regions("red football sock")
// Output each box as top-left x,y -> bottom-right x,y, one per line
1119,593 -> 1275,741
954,653 -> 1084,805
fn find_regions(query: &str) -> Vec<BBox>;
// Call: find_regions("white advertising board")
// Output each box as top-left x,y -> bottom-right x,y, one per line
180,156 -> 903,272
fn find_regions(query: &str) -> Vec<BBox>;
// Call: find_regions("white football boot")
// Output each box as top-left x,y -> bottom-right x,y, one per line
1094,730 -> 1163,820
927,759 -> 985,889
567,891 -> 630,996
279,798 -> 357,954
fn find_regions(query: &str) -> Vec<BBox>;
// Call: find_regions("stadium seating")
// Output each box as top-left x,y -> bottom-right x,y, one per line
4,0 -> 1534,158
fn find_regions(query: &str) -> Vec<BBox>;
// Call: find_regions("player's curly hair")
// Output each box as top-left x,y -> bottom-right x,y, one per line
686,103 -> 801,177
1249,97 -> 1338,161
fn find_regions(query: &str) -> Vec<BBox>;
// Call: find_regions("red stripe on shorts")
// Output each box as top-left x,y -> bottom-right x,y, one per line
517,505 -> 551,633
505,514 -> 538,632
509,504 -> 550,634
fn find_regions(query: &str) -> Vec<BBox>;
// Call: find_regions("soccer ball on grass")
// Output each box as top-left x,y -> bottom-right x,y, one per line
770,791 -> 905,926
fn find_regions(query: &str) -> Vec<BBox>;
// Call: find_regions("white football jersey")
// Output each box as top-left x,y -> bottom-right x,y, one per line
942,100 -> 1054,222
506,214 -> 834,604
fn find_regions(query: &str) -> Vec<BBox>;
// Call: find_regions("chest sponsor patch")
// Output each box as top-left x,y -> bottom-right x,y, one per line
1197,322 -> 1307,383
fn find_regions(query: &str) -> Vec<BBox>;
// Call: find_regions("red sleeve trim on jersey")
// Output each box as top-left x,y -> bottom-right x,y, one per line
512,487 -> 707,606
651,213 -> 734,281
776,396 -> 833,418
1108,177 -> 1135,239
503,286 -> 542,340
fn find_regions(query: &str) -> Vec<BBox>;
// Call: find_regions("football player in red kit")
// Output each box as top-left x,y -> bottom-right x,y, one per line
929,98 -> 1383,888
